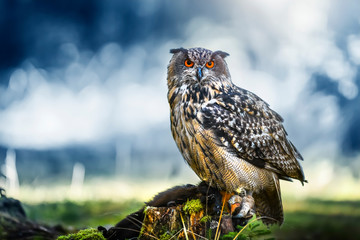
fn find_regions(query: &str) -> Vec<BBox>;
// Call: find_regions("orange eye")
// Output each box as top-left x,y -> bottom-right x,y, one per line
184,59 -> 194,67
206,61 -> 214,68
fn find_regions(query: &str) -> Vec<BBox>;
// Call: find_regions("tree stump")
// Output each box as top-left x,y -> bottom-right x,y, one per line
101,183 -> 251,240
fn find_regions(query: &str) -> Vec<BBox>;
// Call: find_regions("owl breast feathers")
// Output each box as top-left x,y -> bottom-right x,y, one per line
167,47 -> 306,225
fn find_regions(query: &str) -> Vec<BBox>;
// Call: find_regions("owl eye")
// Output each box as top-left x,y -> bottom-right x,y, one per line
206,61 -> 214,68
184,59 -> 194,67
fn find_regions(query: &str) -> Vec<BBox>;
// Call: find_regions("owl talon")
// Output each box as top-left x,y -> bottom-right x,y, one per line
228,194 -> 255,219
238,194 -> 255,218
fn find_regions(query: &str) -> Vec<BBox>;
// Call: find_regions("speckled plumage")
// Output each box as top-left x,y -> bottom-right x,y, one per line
167,47 -> 306,225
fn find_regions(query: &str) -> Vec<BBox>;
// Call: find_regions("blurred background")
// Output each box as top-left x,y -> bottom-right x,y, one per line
0,0 -> 360,238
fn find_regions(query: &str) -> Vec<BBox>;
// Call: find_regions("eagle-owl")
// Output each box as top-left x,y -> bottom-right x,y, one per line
167,47 -> 306,225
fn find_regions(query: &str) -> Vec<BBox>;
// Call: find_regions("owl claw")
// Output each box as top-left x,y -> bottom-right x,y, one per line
238,194 -> 255,218
228,194 -> 255,219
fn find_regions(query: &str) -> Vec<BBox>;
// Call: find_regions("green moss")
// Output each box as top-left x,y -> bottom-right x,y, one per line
159,231 -> 173,240
139,206 -> 151,237
143,206 -> 150,214
183,199 -> 203,215
200,215 -> 211,224
57,228 -> 105,240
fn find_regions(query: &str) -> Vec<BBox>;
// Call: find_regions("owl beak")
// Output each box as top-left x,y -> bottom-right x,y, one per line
196,67 -> 203,81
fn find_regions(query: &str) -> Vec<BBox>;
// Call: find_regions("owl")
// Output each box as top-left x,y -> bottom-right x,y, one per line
167,47 -> 306,225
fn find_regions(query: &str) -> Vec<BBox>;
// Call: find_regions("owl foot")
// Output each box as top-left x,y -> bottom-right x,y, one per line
228,194 -> 255,226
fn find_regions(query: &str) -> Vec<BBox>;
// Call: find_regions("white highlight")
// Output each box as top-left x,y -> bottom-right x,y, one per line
348,34 -> 360,65
1,149 -> 20,194
70,162 -> 85,196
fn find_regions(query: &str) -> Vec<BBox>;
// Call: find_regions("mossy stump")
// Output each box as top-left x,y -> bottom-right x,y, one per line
139,199 -> 233,239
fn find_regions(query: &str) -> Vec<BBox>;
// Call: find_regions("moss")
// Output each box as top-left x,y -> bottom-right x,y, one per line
159,231 -> 173,240
200,215 -> 211,224
140,206 -> 152,237
57,228 -> 105,240
143,205 -> 150,214
183,199 -> 203,215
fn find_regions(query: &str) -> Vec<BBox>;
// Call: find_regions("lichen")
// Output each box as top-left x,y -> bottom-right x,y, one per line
56,228 -> 105,240
183,199 -> 203,215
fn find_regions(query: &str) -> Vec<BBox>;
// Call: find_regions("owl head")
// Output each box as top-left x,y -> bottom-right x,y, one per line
167,47 -> 232,90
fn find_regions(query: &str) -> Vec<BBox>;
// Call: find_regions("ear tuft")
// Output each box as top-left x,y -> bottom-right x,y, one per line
170,48 -> 187,54
213,50 -> 229,58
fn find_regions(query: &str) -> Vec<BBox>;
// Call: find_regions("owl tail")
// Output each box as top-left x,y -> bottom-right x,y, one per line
253,173 -> 284,226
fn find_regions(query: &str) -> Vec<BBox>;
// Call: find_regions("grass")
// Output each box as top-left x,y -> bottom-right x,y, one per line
276,212 -> 360,240
21,198 -> 360,239
24,200 -> 143,228
274,199 -> 360,240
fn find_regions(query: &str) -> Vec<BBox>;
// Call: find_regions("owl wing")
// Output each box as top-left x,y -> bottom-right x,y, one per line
198,87 -> 306,183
